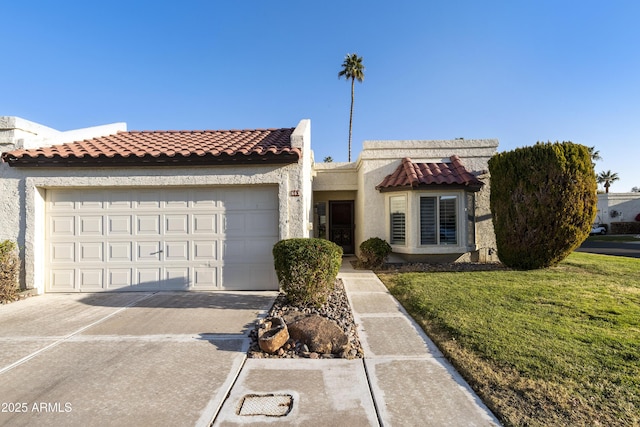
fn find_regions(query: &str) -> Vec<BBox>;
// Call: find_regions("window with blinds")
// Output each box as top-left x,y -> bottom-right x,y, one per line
420,195 -> 458,245
389,195 -> 406,245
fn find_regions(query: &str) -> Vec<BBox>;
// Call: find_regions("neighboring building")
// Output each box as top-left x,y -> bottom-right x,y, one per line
1,116 -> 498,293
596,193 -> 640,229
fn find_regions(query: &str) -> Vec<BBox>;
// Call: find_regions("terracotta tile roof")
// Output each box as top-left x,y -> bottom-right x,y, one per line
376,156 -> 483,191
1,127 -> 299,167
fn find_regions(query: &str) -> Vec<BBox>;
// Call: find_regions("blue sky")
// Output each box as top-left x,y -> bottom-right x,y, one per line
2,1 -> 639,191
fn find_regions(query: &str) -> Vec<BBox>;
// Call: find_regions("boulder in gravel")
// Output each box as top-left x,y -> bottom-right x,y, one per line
285,314 -> 348,354
258,317 -> 289,354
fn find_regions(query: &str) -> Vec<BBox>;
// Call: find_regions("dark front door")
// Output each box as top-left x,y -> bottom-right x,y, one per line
329,201 -> 354,254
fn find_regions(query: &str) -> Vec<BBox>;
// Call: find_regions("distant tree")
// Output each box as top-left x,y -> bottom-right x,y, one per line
323,156 -> 333,163
338,53 -> 365,162
488,142 -> 597,270
632,186 -> 640,193
597,170 -> 620,193
588,146 -> 602,162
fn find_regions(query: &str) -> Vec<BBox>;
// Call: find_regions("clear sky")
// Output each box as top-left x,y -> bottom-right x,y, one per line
2,1 -> 639,192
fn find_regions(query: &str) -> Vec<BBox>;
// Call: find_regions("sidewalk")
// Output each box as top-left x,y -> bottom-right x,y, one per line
212,259 -> 501,426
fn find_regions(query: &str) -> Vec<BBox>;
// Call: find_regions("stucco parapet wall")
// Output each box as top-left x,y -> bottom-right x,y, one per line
312,162 -> 358,191
360,139 -> 499,162
0,116 -> 127,150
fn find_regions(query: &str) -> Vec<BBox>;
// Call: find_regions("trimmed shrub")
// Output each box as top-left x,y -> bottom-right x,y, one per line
272,238 -> 343,307
0,240 -> 20,303
359,237 -> 392,268
488,141 -> 597,269
610,222 -> 640,234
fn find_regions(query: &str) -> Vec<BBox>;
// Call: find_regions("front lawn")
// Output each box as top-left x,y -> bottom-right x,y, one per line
377,252 -> 640,427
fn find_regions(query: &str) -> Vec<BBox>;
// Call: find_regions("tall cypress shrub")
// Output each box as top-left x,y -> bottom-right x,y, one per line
488,142 -> 597,269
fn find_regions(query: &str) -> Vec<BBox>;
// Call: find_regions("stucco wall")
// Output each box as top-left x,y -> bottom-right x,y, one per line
355,138 -> 499,262
0,117 -> 310,292
596,193 -> 640,226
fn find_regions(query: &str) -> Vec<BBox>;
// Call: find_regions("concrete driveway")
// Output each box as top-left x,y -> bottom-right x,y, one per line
0,291 -> 276,427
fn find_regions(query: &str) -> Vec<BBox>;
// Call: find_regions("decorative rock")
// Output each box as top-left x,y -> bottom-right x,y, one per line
258,317 -> 290,354
286,314 -> 349,354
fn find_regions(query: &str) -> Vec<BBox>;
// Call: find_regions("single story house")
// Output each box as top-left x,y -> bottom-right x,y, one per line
1,116 -> 498,294
596,192 -> 640,232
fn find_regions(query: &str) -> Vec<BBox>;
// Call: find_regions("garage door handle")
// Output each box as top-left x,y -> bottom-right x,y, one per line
151,250 -> 164,255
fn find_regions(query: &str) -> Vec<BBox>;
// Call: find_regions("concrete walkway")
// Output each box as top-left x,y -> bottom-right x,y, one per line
214,260 -> 501,426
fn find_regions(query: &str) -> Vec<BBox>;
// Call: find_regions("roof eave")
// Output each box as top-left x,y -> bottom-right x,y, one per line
2,152 -> 300,168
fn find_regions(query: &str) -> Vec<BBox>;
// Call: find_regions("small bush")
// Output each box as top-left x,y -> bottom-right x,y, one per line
359,237 -> 392,268
0,240 -> 20,303
272,238 -> 343,307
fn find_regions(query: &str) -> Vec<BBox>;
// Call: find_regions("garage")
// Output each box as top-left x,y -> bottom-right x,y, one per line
46,186 -> 279,292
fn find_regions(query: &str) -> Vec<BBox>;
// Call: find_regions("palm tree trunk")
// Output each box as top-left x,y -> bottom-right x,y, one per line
348,77 -> 355,162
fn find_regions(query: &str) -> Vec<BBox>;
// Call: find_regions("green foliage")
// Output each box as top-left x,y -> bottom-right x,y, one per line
272,238 -> 343,307
359,237 -> 392,268
380,253 -> 640,427
0,240 -> 20,303
488,141 -> 597,269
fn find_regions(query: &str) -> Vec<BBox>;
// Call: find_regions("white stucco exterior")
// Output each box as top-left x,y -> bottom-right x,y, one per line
312,138 -> 499,262
2,116 -> 500,292
1,117 -> 312,292
596,192 -> 640,228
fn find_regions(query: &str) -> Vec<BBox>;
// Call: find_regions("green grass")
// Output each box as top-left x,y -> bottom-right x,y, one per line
378,252 -> 640,427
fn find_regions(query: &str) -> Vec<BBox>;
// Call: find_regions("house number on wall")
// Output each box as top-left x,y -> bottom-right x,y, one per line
290,190 -> 300,197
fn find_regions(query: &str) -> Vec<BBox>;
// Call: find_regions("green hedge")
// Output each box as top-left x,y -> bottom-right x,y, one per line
272,238 -> 343,307
488,142 -> 597,269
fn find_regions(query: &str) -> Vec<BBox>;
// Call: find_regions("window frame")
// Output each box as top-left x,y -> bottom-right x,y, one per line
388,194 -> 407,246
418,194 -> 459,246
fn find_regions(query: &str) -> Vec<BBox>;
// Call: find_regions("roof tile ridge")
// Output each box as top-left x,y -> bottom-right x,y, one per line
401,157 -> 419,187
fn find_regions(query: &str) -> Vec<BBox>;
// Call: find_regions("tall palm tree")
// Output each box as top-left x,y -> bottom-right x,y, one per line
338,53 -> 365,162
597,170 -> 620,193
587,146 -> 602,162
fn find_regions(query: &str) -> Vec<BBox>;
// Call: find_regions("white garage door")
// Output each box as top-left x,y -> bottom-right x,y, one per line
45,186 -> 279,292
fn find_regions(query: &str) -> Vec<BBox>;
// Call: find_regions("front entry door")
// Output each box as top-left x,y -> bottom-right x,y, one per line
329,201 -> 354,254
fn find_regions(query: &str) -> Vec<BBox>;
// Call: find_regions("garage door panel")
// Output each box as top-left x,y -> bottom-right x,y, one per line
165,241 -> 189,261
49,191 -> 75,210
137,268 -> 161,285
192,189 -> 219,207
108,269 -> 132,288
165,268 -> 190,290
79,242 -> 103,262
50,216 -> 75,236
136,215 -> 160,234
51,242 -> 75,263
193,214 -> 218,234
77,194 -> 103,210
108,216 -> 132,235
222,264 -> 276,290
137,242 -> 161,261
107,189 -> 133,208
80,270 -> 103,289
193,240 -> 217,260
247,211 -> 277,236
51,269 -> 75,291
136,190 -> 162,208
165,192 -> 189,208
46,186 -> 278,291
193,267 -> 218,289
109,242 -> 132,262
165,214 -> 189,234
79,216 -> 103,236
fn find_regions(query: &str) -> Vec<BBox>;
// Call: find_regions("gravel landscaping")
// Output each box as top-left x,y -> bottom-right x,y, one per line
247,279 -> 364,359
